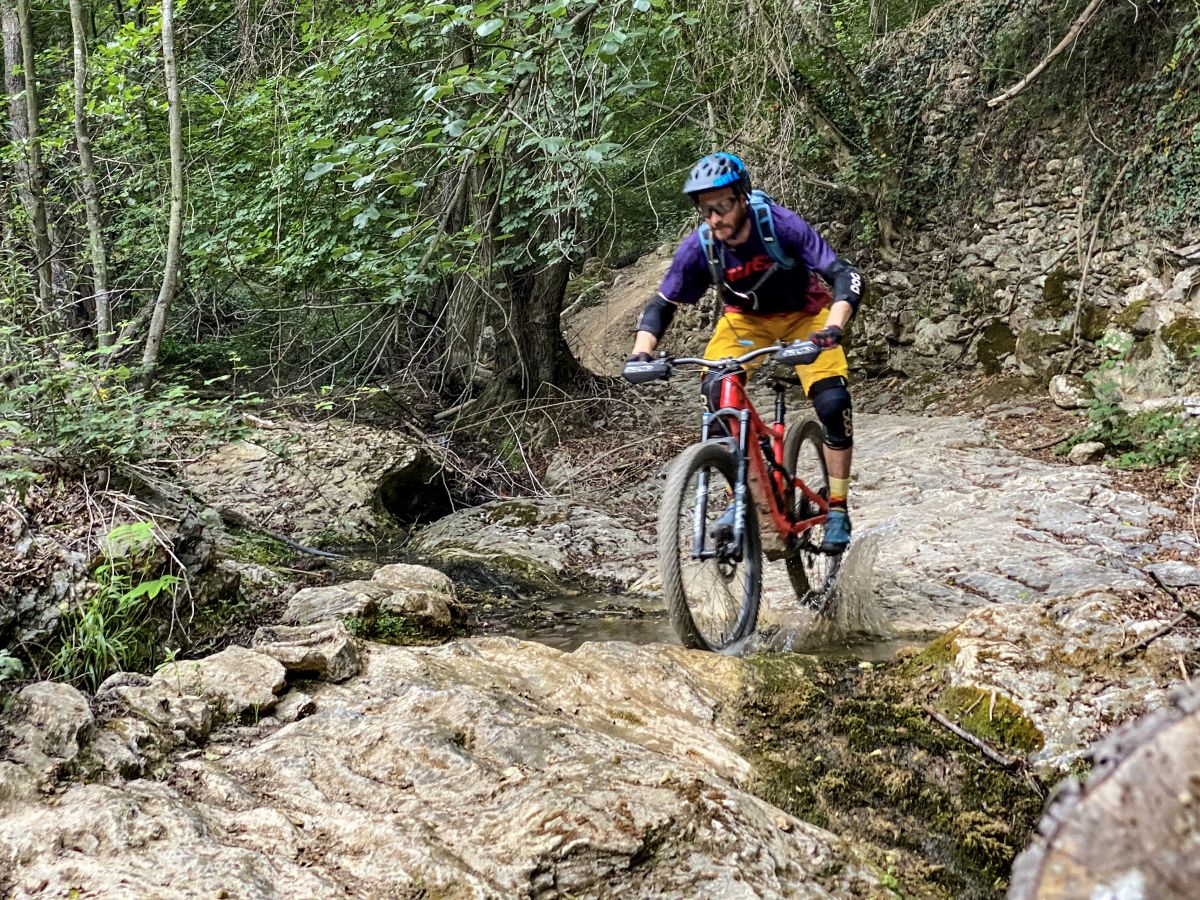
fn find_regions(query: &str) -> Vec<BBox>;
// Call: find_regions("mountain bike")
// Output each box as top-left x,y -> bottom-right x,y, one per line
626,341 -> 842,651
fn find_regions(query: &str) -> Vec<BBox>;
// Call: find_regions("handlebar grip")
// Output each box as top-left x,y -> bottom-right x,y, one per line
623,360 -> 671,384
774,340 -> 821,367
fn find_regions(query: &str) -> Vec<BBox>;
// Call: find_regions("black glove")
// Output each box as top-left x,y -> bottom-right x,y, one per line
809,325 -> 843,349
623,352 -> 667,384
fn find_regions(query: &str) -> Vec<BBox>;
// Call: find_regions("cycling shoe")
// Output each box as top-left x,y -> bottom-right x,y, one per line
820,508 -> 852,553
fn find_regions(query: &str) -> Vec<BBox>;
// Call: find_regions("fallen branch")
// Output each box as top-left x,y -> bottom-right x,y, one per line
1116,571 -> 1200,658
987,0 -> 1110,108
217,507 -> 346,560
922,703 -> 1023,770
1023,431 -> 1075,452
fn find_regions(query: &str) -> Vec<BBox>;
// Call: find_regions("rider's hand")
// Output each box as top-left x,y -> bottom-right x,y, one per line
809,325 -> 843,349
623,352 -> 664,384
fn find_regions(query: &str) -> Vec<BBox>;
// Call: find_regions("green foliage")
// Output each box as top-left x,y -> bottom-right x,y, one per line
51,521 -> 180,691
0,330 -> 248,477
1067,332 -> 1200,467
0,649 -> 25,685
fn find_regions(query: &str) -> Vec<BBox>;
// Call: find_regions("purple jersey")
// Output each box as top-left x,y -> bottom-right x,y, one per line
657,204 -> 839,314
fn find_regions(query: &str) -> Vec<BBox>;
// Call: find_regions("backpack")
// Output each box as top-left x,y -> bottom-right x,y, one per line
698,189 -> 795,312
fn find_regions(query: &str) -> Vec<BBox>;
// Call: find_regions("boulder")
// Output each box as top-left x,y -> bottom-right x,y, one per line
1067,441 -> 1106,463
153,646 -> 286,719
252,620 -> 361,682
1,682 -> 93,783
1048,374 -> 1090,409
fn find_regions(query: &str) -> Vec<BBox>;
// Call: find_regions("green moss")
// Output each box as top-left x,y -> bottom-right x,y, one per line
1041,268 -> 1074,316
479,500 -> 544,528
343,610 -> 451,646
738,653 -> 1042,897
937,686 -> 1045,755
976,321 -> 1017,374
1161,316 -> 1200,359
1079,305 -> 1112,342
1116,298 -> 1151,331
225,528 -> 292,565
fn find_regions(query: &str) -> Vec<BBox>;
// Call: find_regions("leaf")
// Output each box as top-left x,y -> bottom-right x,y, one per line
304,161 -> 335,181
476,17 -> 505,37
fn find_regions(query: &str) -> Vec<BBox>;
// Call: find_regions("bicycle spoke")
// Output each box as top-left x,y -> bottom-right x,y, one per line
659,443 -> 761,650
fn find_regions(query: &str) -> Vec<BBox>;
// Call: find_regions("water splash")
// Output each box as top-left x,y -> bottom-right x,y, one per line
727,525 -> 897,657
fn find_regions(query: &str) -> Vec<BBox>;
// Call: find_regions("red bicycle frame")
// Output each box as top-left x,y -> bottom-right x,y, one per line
714,372 -> 829,541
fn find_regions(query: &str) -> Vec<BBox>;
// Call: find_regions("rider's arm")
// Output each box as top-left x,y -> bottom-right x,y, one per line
777,209 -> 864,320
629,233 -> 709,356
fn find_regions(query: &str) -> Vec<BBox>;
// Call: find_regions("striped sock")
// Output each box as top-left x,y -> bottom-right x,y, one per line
828,477 -> 850,509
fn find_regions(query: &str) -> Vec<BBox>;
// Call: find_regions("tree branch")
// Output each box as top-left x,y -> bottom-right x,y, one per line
987,0 -> 1109,108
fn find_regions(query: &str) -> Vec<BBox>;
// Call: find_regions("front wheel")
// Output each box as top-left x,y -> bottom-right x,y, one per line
783,420 -> 840,607
658,442 -> 761,651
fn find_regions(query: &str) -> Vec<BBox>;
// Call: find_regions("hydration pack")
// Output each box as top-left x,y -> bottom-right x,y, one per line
698,190 -> 795,311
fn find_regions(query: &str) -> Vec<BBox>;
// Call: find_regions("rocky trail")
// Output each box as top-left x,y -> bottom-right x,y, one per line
3,255 -> 1200,897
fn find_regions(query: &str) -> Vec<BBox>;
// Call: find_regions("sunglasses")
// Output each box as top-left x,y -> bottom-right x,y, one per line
696,197 -> 739,218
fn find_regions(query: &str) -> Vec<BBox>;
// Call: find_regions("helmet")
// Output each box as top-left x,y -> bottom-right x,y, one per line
682,152 -> 751,198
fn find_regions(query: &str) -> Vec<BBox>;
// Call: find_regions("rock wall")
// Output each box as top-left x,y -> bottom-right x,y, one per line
857,154 -> 1200,409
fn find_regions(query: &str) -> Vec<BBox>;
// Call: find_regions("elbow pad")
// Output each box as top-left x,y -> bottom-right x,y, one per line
636,294 -> 677,339
826,257 -> 864,316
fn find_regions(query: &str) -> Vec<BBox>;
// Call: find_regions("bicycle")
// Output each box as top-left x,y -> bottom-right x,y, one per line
625,341 -> 843,651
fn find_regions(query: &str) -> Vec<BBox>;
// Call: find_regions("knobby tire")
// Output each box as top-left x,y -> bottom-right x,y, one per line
783,419 -> 839,608
658,442 -> 762,651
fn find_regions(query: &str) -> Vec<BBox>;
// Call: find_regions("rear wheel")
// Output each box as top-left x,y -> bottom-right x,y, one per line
658,442 -> 761,651
783,420 -> 839,607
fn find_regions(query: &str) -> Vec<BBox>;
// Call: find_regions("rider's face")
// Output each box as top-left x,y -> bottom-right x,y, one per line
696,187 -> 747,241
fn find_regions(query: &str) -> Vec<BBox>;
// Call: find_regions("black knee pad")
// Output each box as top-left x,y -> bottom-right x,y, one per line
808,376 -> 853,450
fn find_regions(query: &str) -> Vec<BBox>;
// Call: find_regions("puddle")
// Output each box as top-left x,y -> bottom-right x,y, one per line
474,594 -> 676,651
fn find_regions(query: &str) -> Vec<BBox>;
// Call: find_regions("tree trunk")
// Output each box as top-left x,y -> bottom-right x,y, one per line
69,0 -> 112,347
4,0 -> 54,320
141,0 -> 184,386
491,223 -> 591,399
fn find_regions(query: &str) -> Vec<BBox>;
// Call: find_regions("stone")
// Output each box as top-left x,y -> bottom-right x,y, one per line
282,581 -> 389,625
252,620 -> 361,682
1067,442 -> 1106,464
154,646 -> 286,719
1049,374 -> 1091,409
0,640 -> 882,897
1010,683 -> 1200,898
1145,561 -> 1200,587
1,682 -> 93,782
184,419 -> 443,543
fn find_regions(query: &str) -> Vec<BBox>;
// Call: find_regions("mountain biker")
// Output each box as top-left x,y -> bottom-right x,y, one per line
623,152 -> 863,553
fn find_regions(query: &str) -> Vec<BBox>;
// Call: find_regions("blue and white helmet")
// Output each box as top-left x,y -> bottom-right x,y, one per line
682,152 -> 751,199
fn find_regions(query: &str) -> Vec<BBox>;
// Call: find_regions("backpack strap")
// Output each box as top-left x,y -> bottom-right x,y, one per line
747,190 -> 795,270
698,222 -> 727,320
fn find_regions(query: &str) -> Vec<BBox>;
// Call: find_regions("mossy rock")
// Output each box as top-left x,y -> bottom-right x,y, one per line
343,609 -> 453,646
936,686 -> 1045,755
738,651 -> 1042,897
1014,327 -> 1070,376
1078,305 -> 1111,342
976,321 -> 1017,374
1041,268 -> 1075,316
1161,316 -> 1200,361
1116,298 -> 1152,332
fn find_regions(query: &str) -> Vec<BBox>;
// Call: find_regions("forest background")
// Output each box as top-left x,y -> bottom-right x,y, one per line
1,0 -> 1198,551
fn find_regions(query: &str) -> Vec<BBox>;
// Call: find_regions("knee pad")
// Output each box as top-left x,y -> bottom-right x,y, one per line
809,376 -> 853,450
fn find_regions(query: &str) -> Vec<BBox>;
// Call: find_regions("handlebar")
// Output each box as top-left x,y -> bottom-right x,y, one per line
623,340 -> 822,384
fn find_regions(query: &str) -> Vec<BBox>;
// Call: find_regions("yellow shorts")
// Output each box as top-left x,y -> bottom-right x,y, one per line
703,309 -> 849,394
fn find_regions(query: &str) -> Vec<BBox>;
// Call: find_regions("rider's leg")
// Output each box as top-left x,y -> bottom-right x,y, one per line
788,305 -> 854,551
807,375 -> 854,551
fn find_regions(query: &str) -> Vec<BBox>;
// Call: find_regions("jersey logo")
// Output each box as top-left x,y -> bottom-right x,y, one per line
724,255 -> 774,282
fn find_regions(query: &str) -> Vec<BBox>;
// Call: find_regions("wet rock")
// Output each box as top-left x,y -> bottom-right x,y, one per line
852,415 -> 1173,633
282,563 -> 455,634
0,639 -> 881,897
252,620 -> 361,682
415,497 -> 654,590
